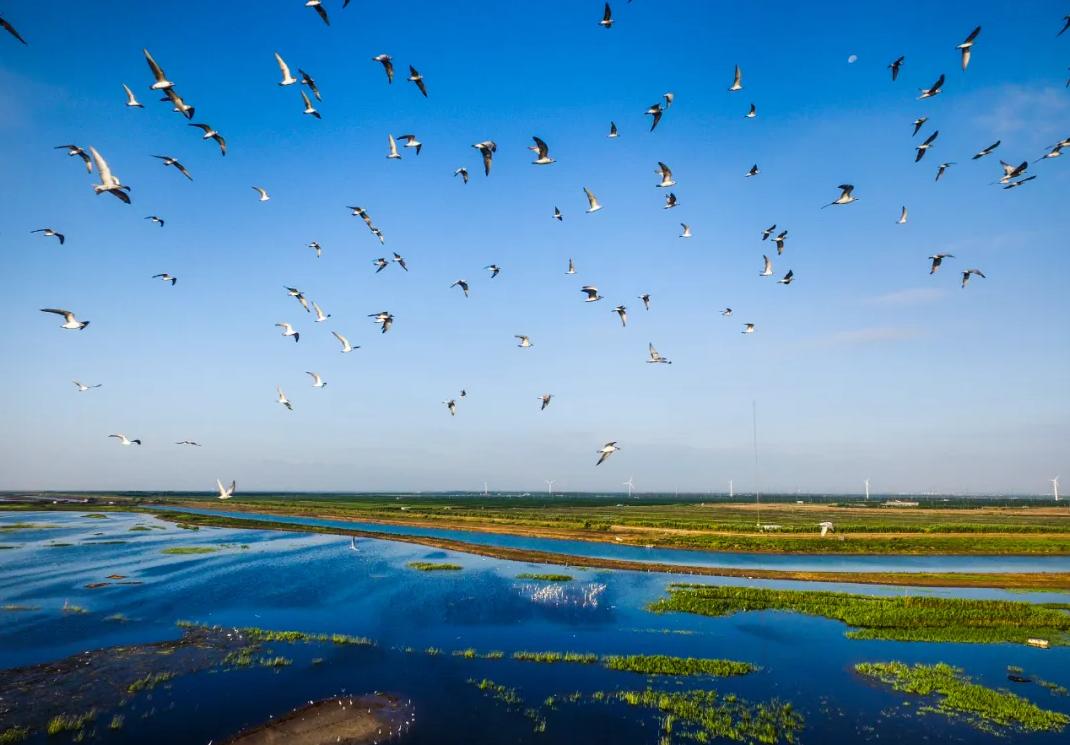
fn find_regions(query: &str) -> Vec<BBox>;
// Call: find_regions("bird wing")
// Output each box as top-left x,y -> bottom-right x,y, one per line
1,17 -> 28,44
532,136 -> 549,158
89,147 -> 114,187
41,308 -> 75,322
144,49 -> 167,83
584,187 -> 599,208
275,52 -> 292,80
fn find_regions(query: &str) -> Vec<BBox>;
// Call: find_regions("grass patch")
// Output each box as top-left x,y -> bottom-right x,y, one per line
516,573 -> 573,582
0,523 -> 57,531
161,546 -> 218,555
178,621 -> 373,647
407,561 -> 462,571
128,525 -> 152,531
603,654 -> 756,677
45,709 -> 96,736
127,672 -> 174,694
0,727 -> 29,744
82,513 -> 109,519
649,584 -> 1070,646
103,613 -> 129,623
511,651 -> 599,664
857,661 -> 1069,733
109,715 -> 124,730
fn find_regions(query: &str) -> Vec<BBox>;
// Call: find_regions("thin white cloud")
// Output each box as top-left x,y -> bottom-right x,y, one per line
809,326 -> 923,347
867,288 -> 947,306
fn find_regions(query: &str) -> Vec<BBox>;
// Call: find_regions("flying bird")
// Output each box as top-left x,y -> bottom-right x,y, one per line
612,305 -> 627,326
721,308 -> 733,317
928,253 -> 954,274
760,255 -> 774,276
515,335 -> 533,348
935,162 -> 955,181
746,164 -> 760,177
584,187 -> 603,213
285,287 -> 311,312
275,52 -> 297,85
530,136 -> 554,165
407,65 -> 427,97
392,252 -> 408,271
822,184 -> 858,207
897,206 -> 908,224
300,89 -> 321,118
217,480 -> 236,499
152,273 -> 177,286
175,440 -> 201,446
655,162 -> 675,187
312,302 -> 331,322
253,186 -> 270,201
745,103 -> 757,118
306,0 -> 330,26
1060,16 -> 1070,36
444,399 -> 457,416
485,264 -> 501,278
553,206 -> 563,221
397,134 -> 422,154
143,49 -> 173,90
472,141 -> 496,175
647,343 -> 671,364
645,102 -> 664,132
539,394 -> 553,410
998,160 -> 1028,184
108,434 -> 141,446
276,386 -> 293,411
306,371 -> 327,388
819,521 -> 835,537
728,65 -> 743,91
89,147 -> 131,203
161,87 -> 195,119
332,330 -> 356,352
122,84 -> 143,108
581,286 -> 603,302
761,224 -> 777,240
912,116 -> 928,136
777,269 -> 795,285
596,442 -> 620,465
55,144 -> 92,173
918,74 -> 945,99
599,2 -> 613,28
889,56 -> 904,81
680,223 -> 692,238
373,54 -> 394,83
638,293 -> 651,310
386,133 -> 401,159
299,69 -> 321,100
454,167 -> 469,183
915,130 -> 939,161
308,241 -> 322,258
957,26 -> 981,71
41,308 -> 89,330
153,155 -> 193,180
774,230 -> 788,254
961,268 -> 986,288
1003,175 -> 1036,189
608,121 -> 618,138
663,192 -> 678,209
450,279 -> 470,298
972,141 -> 1000,159
742,323 -> 755,334
1,15 -> 27,44
146,215 -> 165,227
663,92 -> 674,108
370,311 -> 394,333
73,381 -> 102,392
189,123 -> 226,155
31,228 -> 65,245
373,257 -> 389,273
275,322 -> 300,342
566,258 -> 576,274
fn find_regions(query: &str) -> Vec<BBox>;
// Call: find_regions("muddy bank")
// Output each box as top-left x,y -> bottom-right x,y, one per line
223,694 -> 411,744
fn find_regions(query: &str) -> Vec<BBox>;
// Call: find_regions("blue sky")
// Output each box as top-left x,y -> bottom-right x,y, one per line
1,1 -> 1067,494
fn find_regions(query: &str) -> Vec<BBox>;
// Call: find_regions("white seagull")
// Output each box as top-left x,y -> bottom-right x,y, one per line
822,184 -> 858,207
760,255 -> 773,276
143,49 -> 174,90
728,65 -> 743,91
217,480 -> 237,499
55,144 -> 92,173
108,434 -> 141,446
89,147 -> 131,203
929,253 -> 954,274
961,268 -> 986,288
40,308 -> 89,330
918,73 -> 945,99
530,136 -> 554,165
122,84 -> 143,108
253,186 -> 270,201
596,442 -> 620,466
742,323 -> 756,334
276,386 -> 293,411
647,343 -> 671,364
655,162 -> 675,187
153,155 -> 193,180
332,330 -> 356,352
301,90 -> 320,118
584,187 -> 603,213
777,269 -> 795,285
581,286 -> 603,302
152,273 -> 177,286
897,206 -> 908,224
539,394 -> 553,410
373,54 -> 394,83
275,322 -> 300,342
189,123 -> 226,155
386,134 -> 401,159
31,228 -> 65,245
313,301 -> 330,322
146,215 -> 165,227
397,134 -> 422,154
612,305 -> 628,326
680,223 -> 692,238
306,371 -> 327,388
515,335 -> 533,348
275,52 -> 297,85
957,26 -> 981,71
73,381 -> 102,392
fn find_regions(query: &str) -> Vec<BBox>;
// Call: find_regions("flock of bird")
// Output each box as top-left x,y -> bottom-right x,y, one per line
6,4 -> 1069,482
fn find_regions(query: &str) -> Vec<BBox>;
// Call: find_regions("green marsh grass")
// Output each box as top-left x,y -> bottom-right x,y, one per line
407,561 -> 462,571
516,573 -> 573,581
603,654 -> 756,677
856,661 -> 1069,733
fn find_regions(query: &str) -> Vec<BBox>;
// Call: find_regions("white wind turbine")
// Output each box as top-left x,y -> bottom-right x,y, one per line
1053,476 -> 1061,502
864,479 -> 870,501
623,476 -> 635,497
545,479 -> 555,497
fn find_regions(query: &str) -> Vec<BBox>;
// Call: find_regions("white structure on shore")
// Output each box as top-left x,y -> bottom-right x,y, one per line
1054,476 -> 1061,502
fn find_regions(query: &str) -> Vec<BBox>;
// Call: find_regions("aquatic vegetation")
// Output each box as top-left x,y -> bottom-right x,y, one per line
650,585 -> 1070,645
468,679 -> 546,732
128,525 -> 152,531
425,647 -> 442,656
0,727 -> 28,744
511,651 -> 599,664
61,603 -> 88,615
47,543 -> 73,548
1,604 -> 40,612
45,709 -> 97,736
597,689 -> 803,744
856,661 -> 1069,733
222,647 -> 256,667
516,573 -> 573,582
161,546 -> 218,555
603,654 -> 756,677
178,622 -> 373,647
258,656 -> 292,668
127,672 -> 174,693
0,523 -> 57,531
108,715 -> 124,730
452,648 -> 504,660
82,513 -> 109,519
1038,679 -> 1069,696
103,613 -> 128,623
407,561 -> 462,571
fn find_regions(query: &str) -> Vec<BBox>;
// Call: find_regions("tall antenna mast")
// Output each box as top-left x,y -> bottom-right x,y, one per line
752,400 -> 761,528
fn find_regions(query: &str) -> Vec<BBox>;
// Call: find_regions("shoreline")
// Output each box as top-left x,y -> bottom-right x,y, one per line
147,509 -> 1070,591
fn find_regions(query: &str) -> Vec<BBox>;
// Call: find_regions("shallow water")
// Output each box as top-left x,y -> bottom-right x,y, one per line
155,504 -> 1070,574
1,511 -> 1069,744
